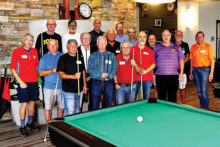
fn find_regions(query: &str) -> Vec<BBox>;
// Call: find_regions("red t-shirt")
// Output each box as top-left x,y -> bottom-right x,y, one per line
131,45 -> 155,81
10,46 -> 39,82
116,53 -> 137,84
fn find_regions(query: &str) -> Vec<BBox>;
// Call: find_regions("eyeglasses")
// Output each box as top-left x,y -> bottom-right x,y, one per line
47,23 -> 56,26
82,38 -> 91,40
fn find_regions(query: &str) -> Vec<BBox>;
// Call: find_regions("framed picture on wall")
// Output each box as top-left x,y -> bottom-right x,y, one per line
154,18 -> 162,27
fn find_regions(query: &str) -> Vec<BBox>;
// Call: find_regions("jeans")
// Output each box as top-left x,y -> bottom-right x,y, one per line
193,67 -> 210,109
135,81 -> 152,100
63,91 -> 83,115
90,79 -> 114,110
116,84 -> 136,105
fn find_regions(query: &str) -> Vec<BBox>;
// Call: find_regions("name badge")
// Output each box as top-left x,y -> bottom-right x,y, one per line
21,55 -> 27,58
116,50 -> 120,53
200,50 -> 206,53
76,61 -> 82,64
119,61 -> 125,65
105,60 -> 112,64
143,52 -> 149,55
183,50 -> 185,54
171,49 -> 176,52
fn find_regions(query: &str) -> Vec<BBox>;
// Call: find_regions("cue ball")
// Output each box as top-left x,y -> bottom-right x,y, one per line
137,116 -> 143,122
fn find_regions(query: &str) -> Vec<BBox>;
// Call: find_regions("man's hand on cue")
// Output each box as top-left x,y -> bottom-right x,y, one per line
130,59 -> 137,67
74,72 -> 81,79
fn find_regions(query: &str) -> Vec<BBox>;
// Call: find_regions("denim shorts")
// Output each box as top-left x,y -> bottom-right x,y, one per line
17,82 -> 39,103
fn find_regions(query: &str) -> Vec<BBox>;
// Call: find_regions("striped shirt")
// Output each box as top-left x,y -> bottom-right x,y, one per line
88,50 -> 118,80
154,42 -> 185,75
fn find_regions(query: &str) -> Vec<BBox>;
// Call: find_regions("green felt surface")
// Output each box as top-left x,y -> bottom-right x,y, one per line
64,100 -> 220,147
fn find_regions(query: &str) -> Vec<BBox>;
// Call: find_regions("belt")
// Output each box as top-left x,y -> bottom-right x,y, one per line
195,66 -> 210,68
93,79 -> 113,83
118,82 -> 136,87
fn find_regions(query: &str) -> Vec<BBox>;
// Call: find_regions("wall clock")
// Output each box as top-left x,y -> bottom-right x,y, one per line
78,3 -> 92,19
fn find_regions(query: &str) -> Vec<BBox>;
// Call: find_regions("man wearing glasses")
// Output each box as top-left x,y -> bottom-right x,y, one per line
128,27 -> 138,47
35,19 -> 62,58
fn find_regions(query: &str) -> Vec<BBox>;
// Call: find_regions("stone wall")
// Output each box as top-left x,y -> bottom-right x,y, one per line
0,0 -> 59,67
0,0 -> 136,68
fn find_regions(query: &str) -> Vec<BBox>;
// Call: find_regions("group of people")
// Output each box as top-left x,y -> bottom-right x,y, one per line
10,18 -> 215,137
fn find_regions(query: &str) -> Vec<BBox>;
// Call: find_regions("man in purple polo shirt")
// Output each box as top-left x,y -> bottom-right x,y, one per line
154,29 -> 184,102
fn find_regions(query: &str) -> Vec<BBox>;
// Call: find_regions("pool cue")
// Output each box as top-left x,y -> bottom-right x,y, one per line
106,52 -> 110,79
130,49 -> 134,102
77,51 -> 81,112
140,47 -> 143,100
44,76 -> 59,142
41,32 -> 43,57
102,52 -> 110,107
40,32 -> 45,108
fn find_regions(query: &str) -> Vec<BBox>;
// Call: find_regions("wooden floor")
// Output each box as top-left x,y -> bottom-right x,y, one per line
0,81 -> 220,147
0,122 -> 55,147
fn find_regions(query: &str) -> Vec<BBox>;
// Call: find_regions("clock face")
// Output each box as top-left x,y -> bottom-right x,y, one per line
79,3 -> 92,19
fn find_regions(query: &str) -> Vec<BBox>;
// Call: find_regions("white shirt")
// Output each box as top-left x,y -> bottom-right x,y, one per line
80,45 -> 90,71
62,33 -> 81,54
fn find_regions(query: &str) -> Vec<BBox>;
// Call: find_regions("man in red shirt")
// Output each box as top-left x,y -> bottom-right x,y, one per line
132,31 -> 156,100
10,34 -> 40,137
114,41 -> 140,104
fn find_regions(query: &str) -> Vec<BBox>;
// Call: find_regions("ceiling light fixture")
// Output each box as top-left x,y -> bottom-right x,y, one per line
134,0 -> 176,4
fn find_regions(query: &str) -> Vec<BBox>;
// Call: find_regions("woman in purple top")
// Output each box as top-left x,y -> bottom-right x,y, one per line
154,29 -> 185,102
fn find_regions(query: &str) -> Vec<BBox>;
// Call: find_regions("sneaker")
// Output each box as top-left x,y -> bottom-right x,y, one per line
20,127 -> 28,137
26,122 -> 40,132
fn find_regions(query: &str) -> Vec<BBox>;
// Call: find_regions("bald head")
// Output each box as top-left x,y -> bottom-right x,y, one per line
46,19 -> 57,34
137,31 -> 147,45
47,19 -> 56,24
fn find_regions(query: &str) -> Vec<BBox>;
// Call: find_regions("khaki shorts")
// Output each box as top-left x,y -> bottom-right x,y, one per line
43,88 -> 64,110
179,74 -> 187,89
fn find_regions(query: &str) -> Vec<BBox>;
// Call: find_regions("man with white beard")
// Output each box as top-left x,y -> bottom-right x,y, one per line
175,30 -> 190,104
131,31 -> 156,100
62,20 -> 81,53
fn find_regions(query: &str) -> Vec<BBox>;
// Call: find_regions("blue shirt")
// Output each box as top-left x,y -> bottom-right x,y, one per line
128,39 -> 138,47
39,51 -> 63,89
88,50 -> 118,80
115,35 -> 129,43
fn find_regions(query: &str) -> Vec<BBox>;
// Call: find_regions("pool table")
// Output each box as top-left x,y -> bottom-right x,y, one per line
48,99 -> 220,147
